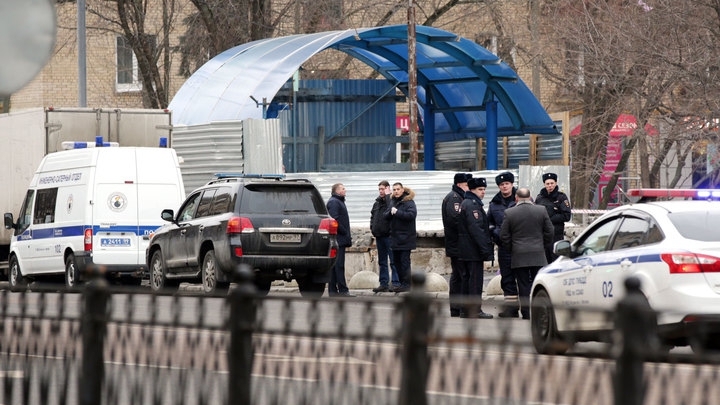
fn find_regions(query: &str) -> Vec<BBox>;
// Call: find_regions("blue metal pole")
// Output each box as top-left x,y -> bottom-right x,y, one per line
423,102 -> 435,170
486,101 -> 498,170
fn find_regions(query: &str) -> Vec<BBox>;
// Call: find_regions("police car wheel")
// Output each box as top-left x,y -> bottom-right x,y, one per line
531,289 -> 569,355
8,256 -> 26,290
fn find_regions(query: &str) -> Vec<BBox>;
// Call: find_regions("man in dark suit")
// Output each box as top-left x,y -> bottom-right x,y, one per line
499,187 -> 554,319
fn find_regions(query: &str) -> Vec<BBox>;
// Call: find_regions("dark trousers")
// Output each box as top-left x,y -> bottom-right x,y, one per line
392,249 -> 412,288
498,246 -> 517,296
449,257 -> 465,315
376,236 -> 399,287
514,266 -> 541,317
328,246 -> 349,295
460,260 -> 485,316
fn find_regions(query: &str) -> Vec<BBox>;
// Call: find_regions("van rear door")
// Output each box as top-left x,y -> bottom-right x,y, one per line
92,148 -> 142,266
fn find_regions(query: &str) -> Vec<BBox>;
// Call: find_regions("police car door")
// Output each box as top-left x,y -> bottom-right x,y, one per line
589,213 -> 653,316
569,215 -> 624,330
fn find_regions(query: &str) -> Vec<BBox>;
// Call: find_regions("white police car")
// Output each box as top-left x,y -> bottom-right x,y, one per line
530,189 -> 720,354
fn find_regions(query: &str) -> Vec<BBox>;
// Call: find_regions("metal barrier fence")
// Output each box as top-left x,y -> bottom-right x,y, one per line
1,270 -> 719,405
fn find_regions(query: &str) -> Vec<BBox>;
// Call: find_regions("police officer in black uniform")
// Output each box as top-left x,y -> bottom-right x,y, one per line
442,172 -> 472,317
488,172 -> 519,318
457,177 -> 494,319
535,172 -> 572,263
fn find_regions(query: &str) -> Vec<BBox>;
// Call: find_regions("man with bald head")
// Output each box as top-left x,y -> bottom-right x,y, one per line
499,187 -> 554,319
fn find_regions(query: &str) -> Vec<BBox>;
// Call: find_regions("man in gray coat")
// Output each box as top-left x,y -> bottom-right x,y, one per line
499,187 -> 554,319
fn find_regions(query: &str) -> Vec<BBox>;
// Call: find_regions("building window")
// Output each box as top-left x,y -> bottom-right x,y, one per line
116,36 -> 141,92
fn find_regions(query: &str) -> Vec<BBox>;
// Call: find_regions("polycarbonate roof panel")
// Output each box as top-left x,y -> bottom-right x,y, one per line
169,25 -> 558,140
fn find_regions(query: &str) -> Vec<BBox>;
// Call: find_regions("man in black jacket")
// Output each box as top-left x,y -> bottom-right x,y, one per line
500,188 -> 554,319
326,183 -> 354,297
442,172 -> 472,316
371,180 -> 400,292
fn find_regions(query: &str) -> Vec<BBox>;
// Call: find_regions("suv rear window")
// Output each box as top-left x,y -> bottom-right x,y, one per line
239,184 -> 326,214
668,211 -> 720,242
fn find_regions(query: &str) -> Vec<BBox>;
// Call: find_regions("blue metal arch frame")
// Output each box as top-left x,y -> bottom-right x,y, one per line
168,25 -> 558,170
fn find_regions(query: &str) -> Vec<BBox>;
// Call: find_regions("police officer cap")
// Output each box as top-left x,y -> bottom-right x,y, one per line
542,172 -> 558,182
495,172 -> 514,185
468,177 -> 487,189
453,172 -> 472,185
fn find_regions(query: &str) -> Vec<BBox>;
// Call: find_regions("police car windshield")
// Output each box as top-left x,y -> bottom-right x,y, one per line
668,211 -> 720,242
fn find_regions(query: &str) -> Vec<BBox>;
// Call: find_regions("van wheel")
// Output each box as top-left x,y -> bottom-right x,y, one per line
65,254 -> 81,287
201,250 -> 228,294
150,250 -> 176,292
8,256 -> 26,290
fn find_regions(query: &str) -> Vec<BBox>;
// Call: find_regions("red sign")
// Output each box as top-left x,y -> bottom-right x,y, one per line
396,115 -> 409,131
571,114 -> 658,205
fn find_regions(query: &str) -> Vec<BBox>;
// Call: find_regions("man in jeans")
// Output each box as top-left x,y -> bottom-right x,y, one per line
371,180 -> 400,292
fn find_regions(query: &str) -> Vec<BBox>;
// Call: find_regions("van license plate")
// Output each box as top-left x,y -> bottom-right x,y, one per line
270,234 -> 301,243
101,238 -> 131,247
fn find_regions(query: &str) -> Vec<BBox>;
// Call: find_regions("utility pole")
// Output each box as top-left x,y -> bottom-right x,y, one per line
407,0 -> 418,170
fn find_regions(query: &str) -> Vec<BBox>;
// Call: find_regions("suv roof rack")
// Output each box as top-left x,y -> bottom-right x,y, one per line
214,173 -> 285,179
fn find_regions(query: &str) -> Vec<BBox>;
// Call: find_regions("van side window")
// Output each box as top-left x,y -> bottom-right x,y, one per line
196,189 -> 216,218
178,192 -> 201,222
17,190 -> 35,231
209,188 -> 232,215
34,188 -> 58,224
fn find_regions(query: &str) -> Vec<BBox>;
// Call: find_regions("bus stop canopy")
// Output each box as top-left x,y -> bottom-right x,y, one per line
168,25 -> 559,168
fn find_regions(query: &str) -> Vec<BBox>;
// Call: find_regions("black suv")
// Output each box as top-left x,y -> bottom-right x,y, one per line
146,174 -> 338,295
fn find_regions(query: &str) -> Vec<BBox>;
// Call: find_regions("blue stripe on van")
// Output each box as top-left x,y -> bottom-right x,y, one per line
24,225 -> 162,240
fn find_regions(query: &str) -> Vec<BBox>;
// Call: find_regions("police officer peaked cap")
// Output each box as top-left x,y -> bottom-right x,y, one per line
495,172 -> 514,185
453,172 -> 472,184
468,177 -> 487,189
542,172 -> 558,182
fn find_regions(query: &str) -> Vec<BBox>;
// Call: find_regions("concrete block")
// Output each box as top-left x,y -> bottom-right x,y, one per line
424,271 -> 449,292
348,270 -> 379,289
486,274 -> 502,295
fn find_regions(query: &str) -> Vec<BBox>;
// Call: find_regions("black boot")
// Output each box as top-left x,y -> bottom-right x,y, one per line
498,301 -> 519,318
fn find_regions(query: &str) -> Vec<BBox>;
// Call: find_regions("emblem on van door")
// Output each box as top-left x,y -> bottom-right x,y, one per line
108,192 -> 127,212
282,219 -> 291,226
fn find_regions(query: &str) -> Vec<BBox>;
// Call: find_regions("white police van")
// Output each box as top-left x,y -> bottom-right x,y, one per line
3,139 -> 186,288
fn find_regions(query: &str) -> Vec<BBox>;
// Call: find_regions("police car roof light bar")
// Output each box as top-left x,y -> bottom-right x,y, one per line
61,141 -> 120,150
628,188 -> 720,200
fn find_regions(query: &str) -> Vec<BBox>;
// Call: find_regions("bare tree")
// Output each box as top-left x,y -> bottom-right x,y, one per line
535,0 -> 717,208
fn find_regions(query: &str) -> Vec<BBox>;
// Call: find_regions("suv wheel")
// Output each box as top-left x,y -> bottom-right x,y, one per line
297,277 -> 326,297
201,250 -> 228,294
253,279 -> 272,296
8,256 -> 26,290
150,250 -> 177,292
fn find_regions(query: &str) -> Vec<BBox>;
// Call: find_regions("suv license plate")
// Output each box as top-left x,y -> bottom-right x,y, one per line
270,233 -> 301,243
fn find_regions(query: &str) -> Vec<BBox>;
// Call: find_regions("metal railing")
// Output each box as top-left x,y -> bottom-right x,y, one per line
1,269 -> 719,405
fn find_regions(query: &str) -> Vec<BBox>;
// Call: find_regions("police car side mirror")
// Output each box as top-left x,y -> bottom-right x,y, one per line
554,240 -> 572,258
4,213 -> 15,230
161,209 -> 175,223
